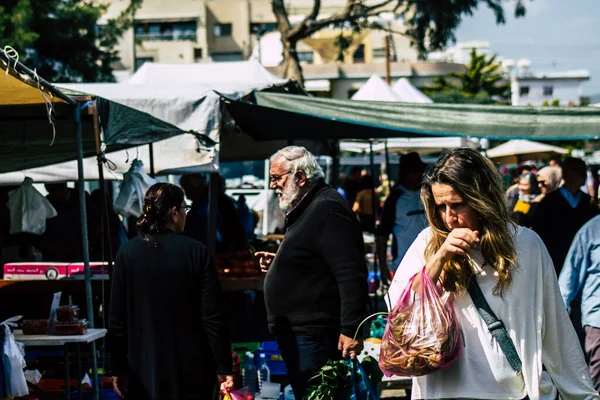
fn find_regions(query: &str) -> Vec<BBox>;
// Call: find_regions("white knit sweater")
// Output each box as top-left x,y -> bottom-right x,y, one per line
386,226 -> 599,400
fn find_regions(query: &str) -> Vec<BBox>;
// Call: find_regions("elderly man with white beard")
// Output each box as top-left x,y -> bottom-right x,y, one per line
255,146 -> 368,399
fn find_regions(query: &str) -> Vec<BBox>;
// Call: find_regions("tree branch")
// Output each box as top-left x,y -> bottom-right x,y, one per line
288,0 -> 399,42
359,21 -> 411,40
272,0 -> 292,35
364,0 -> 395,15
288,0 -> 322,41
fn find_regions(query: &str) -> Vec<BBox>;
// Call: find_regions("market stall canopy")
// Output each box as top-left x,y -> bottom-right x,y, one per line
0,51 -> 207,175
57,62 -> 295,172
392,78 -> 433,103
225,92 -> 600,141
351,75 -> 402,102
486,139 -> 569,164
0,52 -> 94,174
340,137 -> 478,155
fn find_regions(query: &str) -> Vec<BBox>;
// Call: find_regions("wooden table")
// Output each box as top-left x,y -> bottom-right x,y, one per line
14,329 -> 107,400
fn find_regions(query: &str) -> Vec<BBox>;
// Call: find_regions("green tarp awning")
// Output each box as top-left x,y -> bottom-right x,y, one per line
225,92 -> 600,141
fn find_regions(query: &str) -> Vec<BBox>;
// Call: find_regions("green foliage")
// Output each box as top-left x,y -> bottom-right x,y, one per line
542,99 -> 561,107
424,48 -> 510,104
304,357 -> 382,400
0,0 -> 142,83
305,360 -> 351,400
402,0 -> 527,58
334,33 -> 352,63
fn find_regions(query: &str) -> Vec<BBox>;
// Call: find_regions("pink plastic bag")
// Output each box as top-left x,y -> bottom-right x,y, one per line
379,266 -> 463,377
223,387 -> 254,400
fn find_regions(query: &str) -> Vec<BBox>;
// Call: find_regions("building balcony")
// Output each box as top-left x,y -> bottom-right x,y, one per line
135,31 -> 197,42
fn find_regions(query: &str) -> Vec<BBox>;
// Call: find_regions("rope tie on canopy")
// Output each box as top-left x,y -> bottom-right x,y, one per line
32,68 -> 57,146
2,46 -> 18,75
3,46 -> 58,146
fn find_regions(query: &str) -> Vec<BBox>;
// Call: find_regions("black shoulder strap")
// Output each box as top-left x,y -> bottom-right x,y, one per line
467,278 -> 523,375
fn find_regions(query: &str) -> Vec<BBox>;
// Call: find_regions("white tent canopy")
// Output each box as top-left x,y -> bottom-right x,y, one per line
392,78 -> 433,103
351,75 -> 402,102
340,137 -> 479,155
128,60 -> 284,85
486,139 -> 569,164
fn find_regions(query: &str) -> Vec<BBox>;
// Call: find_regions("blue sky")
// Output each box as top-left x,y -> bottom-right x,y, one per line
454,0 -> 600,98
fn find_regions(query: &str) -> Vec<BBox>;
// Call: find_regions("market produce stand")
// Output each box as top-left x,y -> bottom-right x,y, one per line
14,329 -> 107,400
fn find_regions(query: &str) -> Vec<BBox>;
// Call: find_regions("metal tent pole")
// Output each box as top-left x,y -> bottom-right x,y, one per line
148,143 -> 156,177
262,159 -> 270,236
369,142 -> 379,309
74,104 -> 99,400
384,140 -> 390,178
330,140 -> 340,189
207,173 -> 219,256
90,102 -> 115,276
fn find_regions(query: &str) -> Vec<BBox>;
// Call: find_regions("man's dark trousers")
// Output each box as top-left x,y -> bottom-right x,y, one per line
276,330 -> 341,399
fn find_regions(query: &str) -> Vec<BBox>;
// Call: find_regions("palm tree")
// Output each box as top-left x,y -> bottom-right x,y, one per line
425,48 -> 511,104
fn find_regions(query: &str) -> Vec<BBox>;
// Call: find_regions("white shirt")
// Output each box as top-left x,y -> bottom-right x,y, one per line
391,185 -> 427,270
386,226 -> 598,400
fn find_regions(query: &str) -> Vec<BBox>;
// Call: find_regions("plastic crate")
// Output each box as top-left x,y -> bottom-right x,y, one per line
232,342 -> 261,365
255,341 -> 286,376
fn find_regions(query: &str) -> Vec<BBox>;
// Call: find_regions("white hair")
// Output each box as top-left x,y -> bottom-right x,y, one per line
271,146 -> 325,182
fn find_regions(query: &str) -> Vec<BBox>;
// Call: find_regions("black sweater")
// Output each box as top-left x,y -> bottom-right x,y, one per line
109,232 -> 232,399
264,180 -> 368,338
531,190 -> 598,274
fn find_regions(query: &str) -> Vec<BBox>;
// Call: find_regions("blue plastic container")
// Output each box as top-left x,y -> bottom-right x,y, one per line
255,341 -> 286,376
69,389 -> 119,399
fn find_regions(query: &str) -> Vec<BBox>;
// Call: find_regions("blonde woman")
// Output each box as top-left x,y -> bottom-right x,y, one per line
386,148 -> 597,400
533,166 -> 562,202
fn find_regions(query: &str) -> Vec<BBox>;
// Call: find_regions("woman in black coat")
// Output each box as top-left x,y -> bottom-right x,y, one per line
109,183 -> 233,399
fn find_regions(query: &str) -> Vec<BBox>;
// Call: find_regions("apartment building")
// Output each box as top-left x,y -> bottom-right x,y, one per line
102,0 -> 419,71
510,70 -> 591,106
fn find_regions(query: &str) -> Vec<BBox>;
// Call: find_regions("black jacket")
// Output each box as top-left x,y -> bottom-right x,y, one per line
264,180 -> 368,338
531,190 -> 598,274
109,232 -> 232,399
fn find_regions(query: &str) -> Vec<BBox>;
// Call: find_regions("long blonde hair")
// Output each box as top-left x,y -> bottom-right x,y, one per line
421,148 -> 517,295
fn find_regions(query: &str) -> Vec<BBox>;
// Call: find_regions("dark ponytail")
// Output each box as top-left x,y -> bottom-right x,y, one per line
137,183 -> 185,247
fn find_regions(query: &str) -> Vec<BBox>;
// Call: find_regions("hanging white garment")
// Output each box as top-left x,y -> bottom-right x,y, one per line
7,177 -> 57,235
2,316 -> 29,398
113,160 -> 156,218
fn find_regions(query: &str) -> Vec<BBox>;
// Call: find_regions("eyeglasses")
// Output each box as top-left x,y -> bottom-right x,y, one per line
537,180 -> 548,187
269,172 -> 291,184
181,204 -> 192,213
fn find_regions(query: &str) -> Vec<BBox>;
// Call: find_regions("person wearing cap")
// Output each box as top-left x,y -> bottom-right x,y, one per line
376,152 -> 428,285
